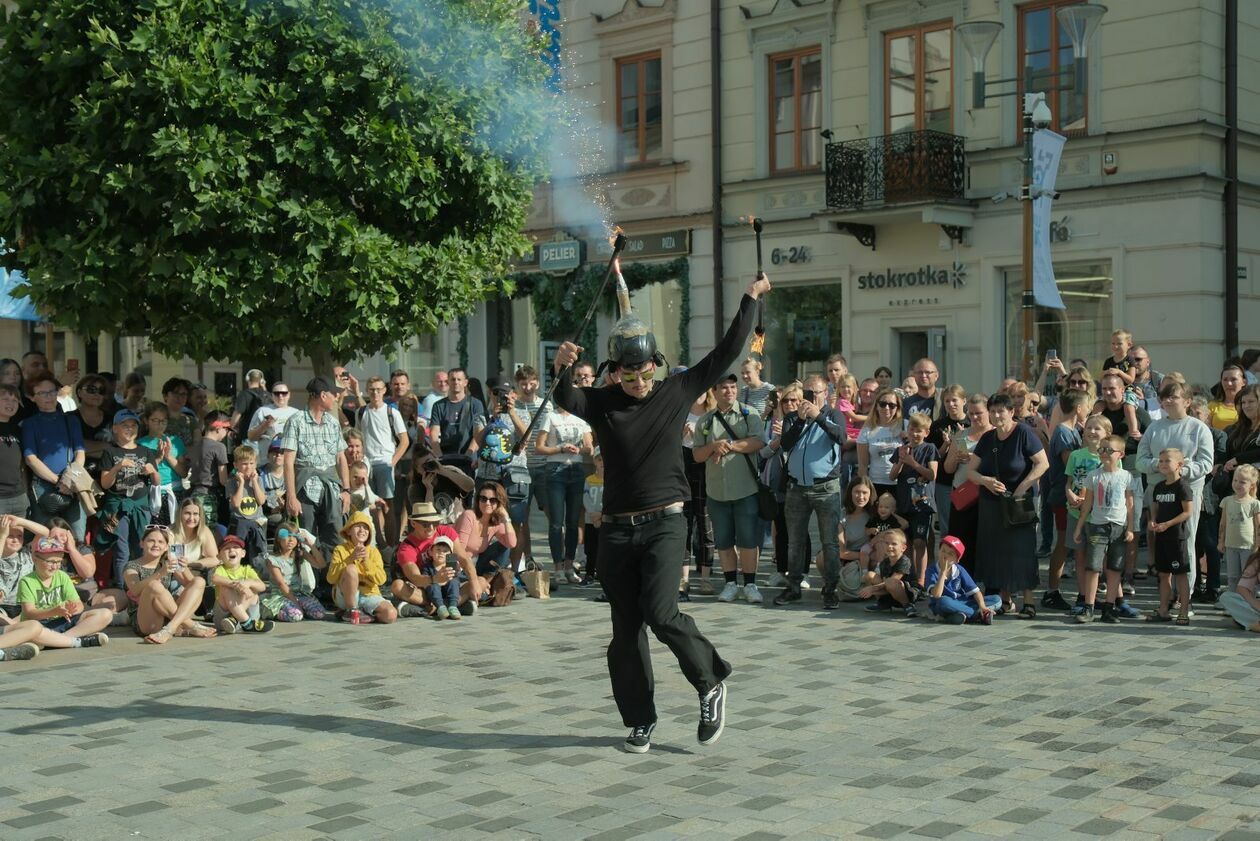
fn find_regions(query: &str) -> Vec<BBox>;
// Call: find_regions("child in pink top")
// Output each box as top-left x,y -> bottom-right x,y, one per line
836,374 -> 864,441
455,480 -> 518,577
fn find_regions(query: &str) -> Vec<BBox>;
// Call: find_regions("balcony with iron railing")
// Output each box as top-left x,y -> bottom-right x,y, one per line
819,129 -> 972,249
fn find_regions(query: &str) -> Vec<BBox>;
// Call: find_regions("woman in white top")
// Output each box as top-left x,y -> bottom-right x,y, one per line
536,407 -> 594,584
857,388 -> 905,497
173,497 -> 220,577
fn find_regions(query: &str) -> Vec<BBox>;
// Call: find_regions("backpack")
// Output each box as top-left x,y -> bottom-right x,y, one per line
434,399 -> 476,455
356,404 -> 406,458
480,415 -> 515,466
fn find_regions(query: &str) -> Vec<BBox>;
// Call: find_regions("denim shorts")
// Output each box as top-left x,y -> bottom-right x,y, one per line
332,589 -> 386,616
708,493 -> 761,550
369,462 -> 396,499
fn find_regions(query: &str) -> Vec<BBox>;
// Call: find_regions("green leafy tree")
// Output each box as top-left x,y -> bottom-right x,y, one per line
0,0 -> 552,364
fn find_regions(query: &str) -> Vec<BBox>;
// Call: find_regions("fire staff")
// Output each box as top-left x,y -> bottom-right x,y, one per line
552,273 -> 771,754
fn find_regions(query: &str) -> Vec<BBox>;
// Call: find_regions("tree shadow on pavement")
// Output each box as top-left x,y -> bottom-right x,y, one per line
7,698 -> 695,755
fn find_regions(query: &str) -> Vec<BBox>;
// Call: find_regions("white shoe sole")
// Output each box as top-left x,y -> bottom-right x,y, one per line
621,740 -> 651,754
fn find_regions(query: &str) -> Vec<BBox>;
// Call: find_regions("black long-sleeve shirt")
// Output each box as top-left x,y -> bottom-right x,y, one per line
554,294 -> 759,515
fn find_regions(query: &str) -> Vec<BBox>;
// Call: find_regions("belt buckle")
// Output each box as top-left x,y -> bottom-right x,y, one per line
628,511 -> 650,526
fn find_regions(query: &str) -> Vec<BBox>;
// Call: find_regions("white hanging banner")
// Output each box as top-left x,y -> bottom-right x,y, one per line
1031,128 -> 1067,310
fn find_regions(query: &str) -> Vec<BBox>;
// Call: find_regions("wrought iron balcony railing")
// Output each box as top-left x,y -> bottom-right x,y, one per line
824,129 -> 966,211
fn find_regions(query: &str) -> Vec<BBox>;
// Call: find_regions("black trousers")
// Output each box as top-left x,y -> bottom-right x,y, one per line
600,514 -> 731,727
583,522 -> 601,580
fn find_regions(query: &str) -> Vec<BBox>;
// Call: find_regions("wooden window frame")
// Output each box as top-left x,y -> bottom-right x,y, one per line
1017,0 -> 1088,136
883,21 -> 953,136
768,46 -> 823,175
615,51 -> 662,168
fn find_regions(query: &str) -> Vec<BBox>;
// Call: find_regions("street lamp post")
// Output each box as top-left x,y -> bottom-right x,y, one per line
957,4 -> 1107,382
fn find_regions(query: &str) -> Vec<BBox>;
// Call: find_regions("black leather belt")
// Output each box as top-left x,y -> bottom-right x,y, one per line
603,504 -> 686,527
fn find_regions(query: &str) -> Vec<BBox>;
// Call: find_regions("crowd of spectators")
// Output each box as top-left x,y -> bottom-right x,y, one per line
2,332 -> 1259,664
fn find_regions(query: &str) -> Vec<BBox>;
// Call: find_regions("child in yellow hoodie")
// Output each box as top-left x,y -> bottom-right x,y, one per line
327,511 -> 396,625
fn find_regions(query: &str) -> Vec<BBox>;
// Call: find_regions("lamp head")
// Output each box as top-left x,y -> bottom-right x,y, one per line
1057,3 -> 1107,60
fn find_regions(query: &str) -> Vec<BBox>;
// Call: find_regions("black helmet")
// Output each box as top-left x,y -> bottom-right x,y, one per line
608,331 -> 658,368
38,490 -> 73,516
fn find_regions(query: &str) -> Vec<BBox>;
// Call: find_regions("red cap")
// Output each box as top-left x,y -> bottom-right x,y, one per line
939,535 -> 965,561
209,419 -> 233,430
220,535 -> 245,550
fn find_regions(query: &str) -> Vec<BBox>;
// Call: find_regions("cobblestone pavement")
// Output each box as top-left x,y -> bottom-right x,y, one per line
5,562 -> 1260,841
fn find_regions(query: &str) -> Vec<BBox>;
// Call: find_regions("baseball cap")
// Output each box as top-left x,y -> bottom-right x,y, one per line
112,408 -> 141,426
719,373 -> 738,384
220,535 -> 245,550
939,535 -> 966,561
268,439 -> 285,452
430,535 -> 454,551
32,536 -> 67,557
306,376 -> 344,395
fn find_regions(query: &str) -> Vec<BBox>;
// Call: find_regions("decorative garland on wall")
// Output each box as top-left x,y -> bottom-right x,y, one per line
510,256 -> 691,366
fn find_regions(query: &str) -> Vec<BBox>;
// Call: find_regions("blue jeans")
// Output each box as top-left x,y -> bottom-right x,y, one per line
475,540 -> 510,576
785,478 -> 842,589
545,462 -> 585,563
930,593 -> 1002,619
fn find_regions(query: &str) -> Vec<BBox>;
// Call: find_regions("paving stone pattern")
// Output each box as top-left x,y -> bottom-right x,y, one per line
5,561 -> 1260,840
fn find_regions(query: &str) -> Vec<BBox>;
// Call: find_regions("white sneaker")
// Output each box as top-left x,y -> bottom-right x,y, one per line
766,572 -> 788,588
716,582 -> 740,602
800,577 -> 812,590
743,583 -> 763,604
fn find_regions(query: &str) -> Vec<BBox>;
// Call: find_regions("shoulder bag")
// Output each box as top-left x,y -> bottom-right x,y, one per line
1000,491 -> 1038,526
713,411 -> 779,522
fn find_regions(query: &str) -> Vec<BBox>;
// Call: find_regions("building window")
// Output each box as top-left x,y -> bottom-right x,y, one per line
885,22 -> 953,135
770,47 -> 823,174
1003,262 -> 1112,378
1019,0 -> 1087,134
616,52 -> 663,167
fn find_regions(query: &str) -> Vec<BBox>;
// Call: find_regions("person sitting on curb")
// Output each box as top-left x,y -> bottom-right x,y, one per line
925,536 -> 998,625
16,536 -> 112,649
327,511 -> 396,625
858,529 -> 919,618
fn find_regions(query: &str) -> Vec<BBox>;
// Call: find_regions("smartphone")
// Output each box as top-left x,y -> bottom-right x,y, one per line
1046,349 -> 1058,361
802,389 -> 815,403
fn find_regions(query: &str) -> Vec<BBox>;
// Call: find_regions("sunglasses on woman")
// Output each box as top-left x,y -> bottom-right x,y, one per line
478,495 -> 499,505
877,401 -> 899,410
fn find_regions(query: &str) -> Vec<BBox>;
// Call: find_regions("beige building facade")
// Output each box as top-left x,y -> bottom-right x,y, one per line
502,0 -> 1260,393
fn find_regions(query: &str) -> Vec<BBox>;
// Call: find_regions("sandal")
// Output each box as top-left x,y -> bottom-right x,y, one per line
1176,614 -> 1190,626
1001,601 -> 1016,615
1018,604 -> 1037,620
144,628 -> 173,645
177,622 -> 217,638
1146,612 -> 1173,622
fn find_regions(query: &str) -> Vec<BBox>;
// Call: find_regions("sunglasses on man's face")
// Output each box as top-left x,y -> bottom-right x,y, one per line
621,368 -> 655,383
272,390 -> 288,396
1068,379 -> 1089,386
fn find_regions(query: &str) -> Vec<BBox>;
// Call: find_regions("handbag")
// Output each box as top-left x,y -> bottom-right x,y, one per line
713,411 -> 778,521
1000,491 -> 1038,526
488,568 -> 516,607
949,480 -> 979,512
520,559 -> 550,599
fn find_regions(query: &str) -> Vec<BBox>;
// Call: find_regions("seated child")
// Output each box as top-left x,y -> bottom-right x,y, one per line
212,534 -> 274,634
1221,550 -> 1260,632
327,511 -> 396,625
925,536 -> 999,624
260,441 -> 289,530
261,525 -> 327,622
862,492 -> 908,567
423,535 -> 462,620
858,529 -> 920,617
0,514 -> 48,622
16,536 -> 112,649
347,460 -> 387,545
226,445 -> 269,571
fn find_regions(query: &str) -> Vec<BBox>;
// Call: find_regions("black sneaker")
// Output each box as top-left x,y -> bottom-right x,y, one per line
1099,604 -> 1118,624
697,683 -> 726,745
772,586 -> 802,606
1041,590 -> 1072,611
244,619 -> 274,633
623,722 -> 655,754
903,603 -> 918,619
677,589 -> 691,603
821,587 -> 840,610
78,633 -> 109,648
1,642 -> 38,661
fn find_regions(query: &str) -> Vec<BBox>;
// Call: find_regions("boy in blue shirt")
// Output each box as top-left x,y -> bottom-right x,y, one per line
926,536 -> 999,624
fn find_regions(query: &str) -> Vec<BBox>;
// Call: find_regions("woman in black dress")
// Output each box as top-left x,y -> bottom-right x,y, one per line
966,392 -> 1049,617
